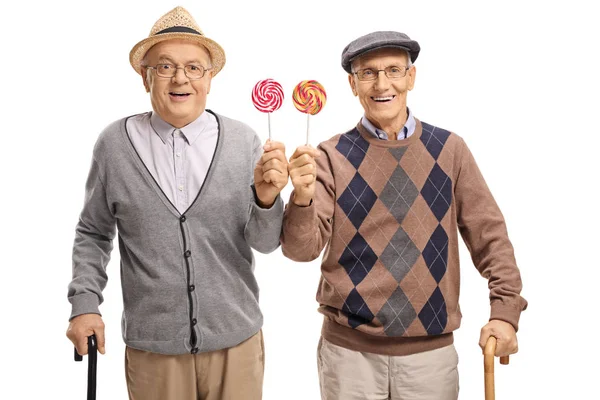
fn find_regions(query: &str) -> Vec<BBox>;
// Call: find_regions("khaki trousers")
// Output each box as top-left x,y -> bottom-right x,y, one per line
125,330 -> 264,400
317,337 -> 459,400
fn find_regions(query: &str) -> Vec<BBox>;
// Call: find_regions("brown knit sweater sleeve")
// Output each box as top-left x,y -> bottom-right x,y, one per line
454,137 -> 527,330
281,144 -> 336,262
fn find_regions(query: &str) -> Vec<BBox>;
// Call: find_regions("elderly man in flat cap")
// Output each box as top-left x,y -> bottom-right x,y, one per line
66,6 -> 288,400
281,31 -> 527,399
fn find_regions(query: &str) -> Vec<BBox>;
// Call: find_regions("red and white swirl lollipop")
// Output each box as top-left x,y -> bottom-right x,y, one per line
252,79 -> 284,139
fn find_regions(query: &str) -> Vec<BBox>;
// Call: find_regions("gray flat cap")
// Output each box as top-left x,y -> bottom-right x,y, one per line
341,31 -> 420,73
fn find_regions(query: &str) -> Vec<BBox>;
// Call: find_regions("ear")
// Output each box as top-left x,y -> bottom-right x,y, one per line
348,74 -> 358,96
141,68 -> 151,93
407,65 -> 416,91
206,71 -> 213,94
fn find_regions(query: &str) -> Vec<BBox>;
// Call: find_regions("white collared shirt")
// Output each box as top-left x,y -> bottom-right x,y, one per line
126,111 -> 218,213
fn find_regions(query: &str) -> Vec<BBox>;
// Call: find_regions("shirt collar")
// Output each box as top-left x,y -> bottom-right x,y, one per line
361,108 -> 416,140
150,111 -> 209,145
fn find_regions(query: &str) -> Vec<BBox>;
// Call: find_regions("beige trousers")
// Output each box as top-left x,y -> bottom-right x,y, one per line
317,337 -> 459,400
125,330 -> 264,400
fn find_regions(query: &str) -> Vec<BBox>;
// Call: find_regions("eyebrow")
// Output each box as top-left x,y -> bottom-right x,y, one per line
358,64 -> 406,69
156,55 -> 205,65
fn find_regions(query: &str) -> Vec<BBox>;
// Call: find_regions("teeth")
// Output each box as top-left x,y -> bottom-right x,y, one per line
373,96 -> 394,101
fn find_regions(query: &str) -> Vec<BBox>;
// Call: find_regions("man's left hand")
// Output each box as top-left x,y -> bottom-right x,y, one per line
479,319 -> 518,357
254,140 -> 289,208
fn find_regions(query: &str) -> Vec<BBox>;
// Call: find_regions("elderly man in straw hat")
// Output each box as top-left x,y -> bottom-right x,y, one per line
281,31 -> 527,399
66,6 -> 288,399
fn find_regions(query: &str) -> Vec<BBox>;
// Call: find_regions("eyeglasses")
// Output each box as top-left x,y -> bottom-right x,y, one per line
146,63 -> 212,80
353,66 -> 410,81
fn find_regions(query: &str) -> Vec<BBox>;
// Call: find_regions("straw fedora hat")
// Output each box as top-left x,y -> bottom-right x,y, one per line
129,6 -> 226,76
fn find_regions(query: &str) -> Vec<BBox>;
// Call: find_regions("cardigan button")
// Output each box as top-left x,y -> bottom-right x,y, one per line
184,250 -> 191,257
192,318 -> 197,326
180,216 -> 186,223
188,285 -> 195,292
191,347 -> 199,354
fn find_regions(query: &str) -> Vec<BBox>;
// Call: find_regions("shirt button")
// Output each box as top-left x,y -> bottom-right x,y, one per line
180,216 -> 186,223
191,347 -> 199,354
176,152 -> 181,157
184,250 -> 191,257
188,285 -> 195,292
178,185 -> 184,191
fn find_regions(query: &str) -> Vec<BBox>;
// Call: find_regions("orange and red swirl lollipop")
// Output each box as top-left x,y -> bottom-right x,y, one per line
293,80 -> 327,144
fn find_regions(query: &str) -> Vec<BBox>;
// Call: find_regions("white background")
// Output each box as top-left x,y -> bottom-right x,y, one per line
1,0 -> 598,399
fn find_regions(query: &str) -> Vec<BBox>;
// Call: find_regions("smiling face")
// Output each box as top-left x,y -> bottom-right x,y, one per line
141,39 -> 213,128
348,48 -> 416,135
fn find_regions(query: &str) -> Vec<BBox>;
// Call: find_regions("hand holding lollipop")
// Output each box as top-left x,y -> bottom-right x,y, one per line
292,80 -> 327,145
252,79 -> 284,140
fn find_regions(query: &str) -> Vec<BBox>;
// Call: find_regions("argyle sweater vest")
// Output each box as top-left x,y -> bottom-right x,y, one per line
281,119 -> 527,356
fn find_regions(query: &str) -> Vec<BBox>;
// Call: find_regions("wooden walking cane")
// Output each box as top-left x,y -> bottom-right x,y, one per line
484,336 -> 510,400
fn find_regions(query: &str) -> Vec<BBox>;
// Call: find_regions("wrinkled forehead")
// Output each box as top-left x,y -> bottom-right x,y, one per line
352,47 -> 410,69
144,39 -> 211,64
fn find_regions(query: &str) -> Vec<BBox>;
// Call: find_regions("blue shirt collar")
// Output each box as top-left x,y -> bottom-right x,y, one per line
361,108 -> 416,140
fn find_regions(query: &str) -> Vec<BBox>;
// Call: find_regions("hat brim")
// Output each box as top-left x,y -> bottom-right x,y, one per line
129,32 -> 226,76
343,44 -> 420,73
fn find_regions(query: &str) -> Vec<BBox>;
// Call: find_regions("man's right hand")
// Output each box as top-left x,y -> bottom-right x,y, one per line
66,313 -> 106,355
288,146 -> 321,206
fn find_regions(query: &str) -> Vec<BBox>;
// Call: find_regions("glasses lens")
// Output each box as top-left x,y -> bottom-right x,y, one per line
185,65 -> 205,79
386,66 -> 406,79
358,69 -> 376,81
155,64 -> 175,78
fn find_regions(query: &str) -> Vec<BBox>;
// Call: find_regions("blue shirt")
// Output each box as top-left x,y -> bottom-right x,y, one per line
361,108 -> 416,140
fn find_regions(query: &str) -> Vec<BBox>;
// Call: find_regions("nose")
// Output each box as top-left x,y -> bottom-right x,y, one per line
373,70 -> 391,91
172,67 -> 189,85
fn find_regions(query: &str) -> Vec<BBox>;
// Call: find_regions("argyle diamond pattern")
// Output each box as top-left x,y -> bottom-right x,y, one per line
333,124 -> 453,336
380,166 -> 419,224
379,227 -> 421,283
343,288 -> 375,328
420,123 -> 450,160
421,163 -> 452,221
337,173 -> 378,229
335,128 -> 370,169
422,225 -> 449,283
377,287 -> 416,336
418,287 -> 447,335
338,233 -> 378,286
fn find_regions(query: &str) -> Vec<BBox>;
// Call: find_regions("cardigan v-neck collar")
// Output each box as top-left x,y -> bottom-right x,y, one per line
121,110 -> 223,217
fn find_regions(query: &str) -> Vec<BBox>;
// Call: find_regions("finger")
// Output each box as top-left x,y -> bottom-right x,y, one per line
290,146 -> 320,161
289,164 -> 316,179
479,328 -> 491,351
263,140 -> 286,153
262,159 -> 287,174
292,175 -> 316,187
263,172 -> 289,188
289,153 -> 317,170
95,325 -> 106,355
261,149 -> 288,164
76,336 -> 89,356
496,337 -> 518,357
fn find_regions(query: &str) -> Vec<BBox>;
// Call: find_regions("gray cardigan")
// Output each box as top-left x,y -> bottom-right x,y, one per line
68,111 -> 284,355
